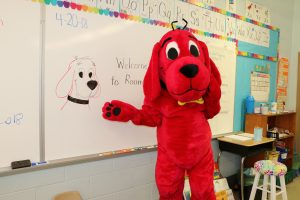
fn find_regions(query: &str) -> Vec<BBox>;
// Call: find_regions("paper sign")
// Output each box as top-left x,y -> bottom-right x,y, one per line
276,58 -> 289,111
236,19 -> 270,47
251,71 -> 270,102
246,0 -> 271,24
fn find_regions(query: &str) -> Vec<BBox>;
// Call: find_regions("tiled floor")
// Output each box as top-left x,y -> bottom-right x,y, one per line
246,176 -> 300,200
278,176 -> 300,200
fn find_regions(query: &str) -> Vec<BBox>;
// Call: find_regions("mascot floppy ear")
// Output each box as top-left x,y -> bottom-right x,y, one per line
143,42 -> 161,102
196,39 -> 222,119
197,40 -> 211,70
203,58 -> 222,119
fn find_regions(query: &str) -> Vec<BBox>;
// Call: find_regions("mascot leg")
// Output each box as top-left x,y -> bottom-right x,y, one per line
156,149 -> 185,200
188,148 -> 215,200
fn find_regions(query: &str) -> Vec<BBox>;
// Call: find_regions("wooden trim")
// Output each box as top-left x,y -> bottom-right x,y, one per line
297,52 -> 300,153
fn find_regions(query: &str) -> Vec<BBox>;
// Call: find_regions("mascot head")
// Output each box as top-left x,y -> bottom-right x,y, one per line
143,21 -> 214,103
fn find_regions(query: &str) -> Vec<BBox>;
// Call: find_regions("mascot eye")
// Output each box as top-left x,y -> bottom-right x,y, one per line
79,72 -> 83,78
166,41 -> 180,60
189,40 -> 199,57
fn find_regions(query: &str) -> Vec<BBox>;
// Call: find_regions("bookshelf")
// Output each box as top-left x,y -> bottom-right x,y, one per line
244,112 -> 296,168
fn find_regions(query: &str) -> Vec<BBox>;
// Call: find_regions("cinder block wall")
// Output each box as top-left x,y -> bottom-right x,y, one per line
0,140 -> 240,200
0,152 -> 159,200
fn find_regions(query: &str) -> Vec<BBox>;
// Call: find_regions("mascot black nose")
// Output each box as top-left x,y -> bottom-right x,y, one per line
87,80 -> 98,90
180,64 -> 199,78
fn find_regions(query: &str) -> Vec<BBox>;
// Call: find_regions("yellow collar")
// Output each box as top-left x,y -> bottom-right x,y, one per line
177,98 -> 204,106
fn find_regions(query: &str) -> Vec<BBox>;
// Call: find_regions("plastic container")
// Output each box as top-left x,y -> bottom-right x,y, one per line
276,147 -> 288,162
245,96 -> 255,113
254,127 -> 263,141
261,104 -> 269,114
271,102 -> 277,113
267,151 -> 280,161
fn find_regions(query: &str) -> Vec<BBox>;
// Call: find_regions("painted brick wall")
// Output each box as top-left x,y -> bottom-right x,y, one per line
0,140 -> 240,200
0,152 -> 159,200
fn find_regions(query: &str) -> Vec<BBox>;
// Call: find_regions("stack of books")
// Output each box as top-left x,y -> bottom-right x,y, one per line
214,178 -> 235,200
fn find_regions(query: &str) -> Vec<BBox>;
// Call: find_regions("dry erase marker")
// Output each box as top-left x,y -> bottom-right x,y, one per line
122,149 -> 131,153
99,152 -> 113,156
147,145 -> 156,149
31,161 -> 47,166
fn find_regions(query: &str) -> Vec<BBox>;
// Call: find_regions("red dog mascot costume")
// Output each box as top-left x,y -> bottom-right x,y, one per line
102,25 -> 221,200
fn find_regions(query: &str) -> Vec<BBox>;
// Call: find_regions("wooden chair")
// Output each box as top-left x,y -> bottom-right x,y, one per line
53,191 -> 82,200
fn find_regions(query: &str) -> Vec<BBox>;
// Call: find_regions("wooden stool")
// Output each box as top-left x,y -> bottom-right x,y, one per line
249,160 -> 288,200
53,191 -> 82,200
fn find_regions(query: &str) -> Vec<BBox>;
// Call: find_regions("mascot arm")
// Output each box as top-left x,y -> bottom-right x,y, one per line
102,100 -> 161,127
203,59 -> 222,119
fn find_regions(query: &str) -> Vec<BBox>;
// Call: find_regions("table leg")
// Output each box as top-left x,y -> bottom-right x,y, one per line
241,156 -> 246,200
217,151 -> 222,174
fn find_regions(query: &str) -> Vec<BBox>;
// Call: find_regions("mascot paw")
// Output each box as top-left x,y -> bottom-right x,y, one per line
102,100 -> 137,122
102,103 -> 121,119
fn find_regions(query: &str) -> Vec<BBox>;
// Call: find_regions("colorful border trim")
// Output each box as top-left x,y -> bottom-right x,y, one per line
184,0 -> 280,32
33,0 -> 278,61
237,50 -> 278,62
32,0 -> 237,44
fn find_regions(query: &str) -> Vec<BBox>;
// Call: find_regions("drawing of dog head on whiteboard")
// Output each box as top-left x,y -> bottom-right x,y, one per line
56,57 -> 100,110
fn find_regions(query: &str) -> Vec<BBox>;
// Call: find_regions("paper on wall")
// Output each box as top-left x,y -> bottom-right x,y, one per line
246,0 -> 271,25
251,71 -> 270,102
276,58 -> 289,111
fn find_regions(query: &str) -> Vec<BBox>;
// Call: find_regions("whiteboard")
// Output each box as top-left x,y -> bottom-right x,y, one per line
0,1 -> 40,167
44,7 -> 161,160
205,39 -> 236,135
0,0 -> 238,166
44,5 -> 236,160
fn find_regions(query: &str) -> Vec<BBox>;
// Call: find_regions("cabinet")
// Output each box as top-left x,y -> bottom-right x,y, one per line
244,112 -> 296,168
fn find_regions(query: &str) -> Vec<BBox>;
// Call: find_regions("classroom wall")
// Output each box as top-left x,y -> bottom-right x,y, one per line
222,0 -> 295,60
215,0 -> 296,110
288,0 -> 300,111
248,0 -> 299,112
0,152 -> 158,200
0,1 -> 297,200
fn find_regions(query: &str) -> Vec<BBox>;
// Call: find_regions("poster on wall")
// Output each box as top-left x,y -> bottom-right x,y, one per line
276,58 -> 289,112
246,0 -> 271,25
251,71 -> 270,102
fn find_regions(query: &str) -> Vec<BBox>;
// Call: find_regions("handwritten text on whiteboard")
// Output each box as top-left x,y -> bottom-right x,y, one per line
56,12 -> 88,29
111,57 -> 146,86
0,113 -> 23,126
0,18 -> 4,28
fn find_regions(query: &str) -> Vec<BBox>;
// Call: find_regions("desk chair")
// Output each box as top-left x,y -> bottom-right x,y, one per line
249,160 -> 288,200
53,191 -> 82,200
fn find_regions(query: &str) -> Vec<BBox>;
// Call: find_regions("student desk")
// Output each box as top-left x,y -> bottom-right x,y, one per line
217,136 -> 275,200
